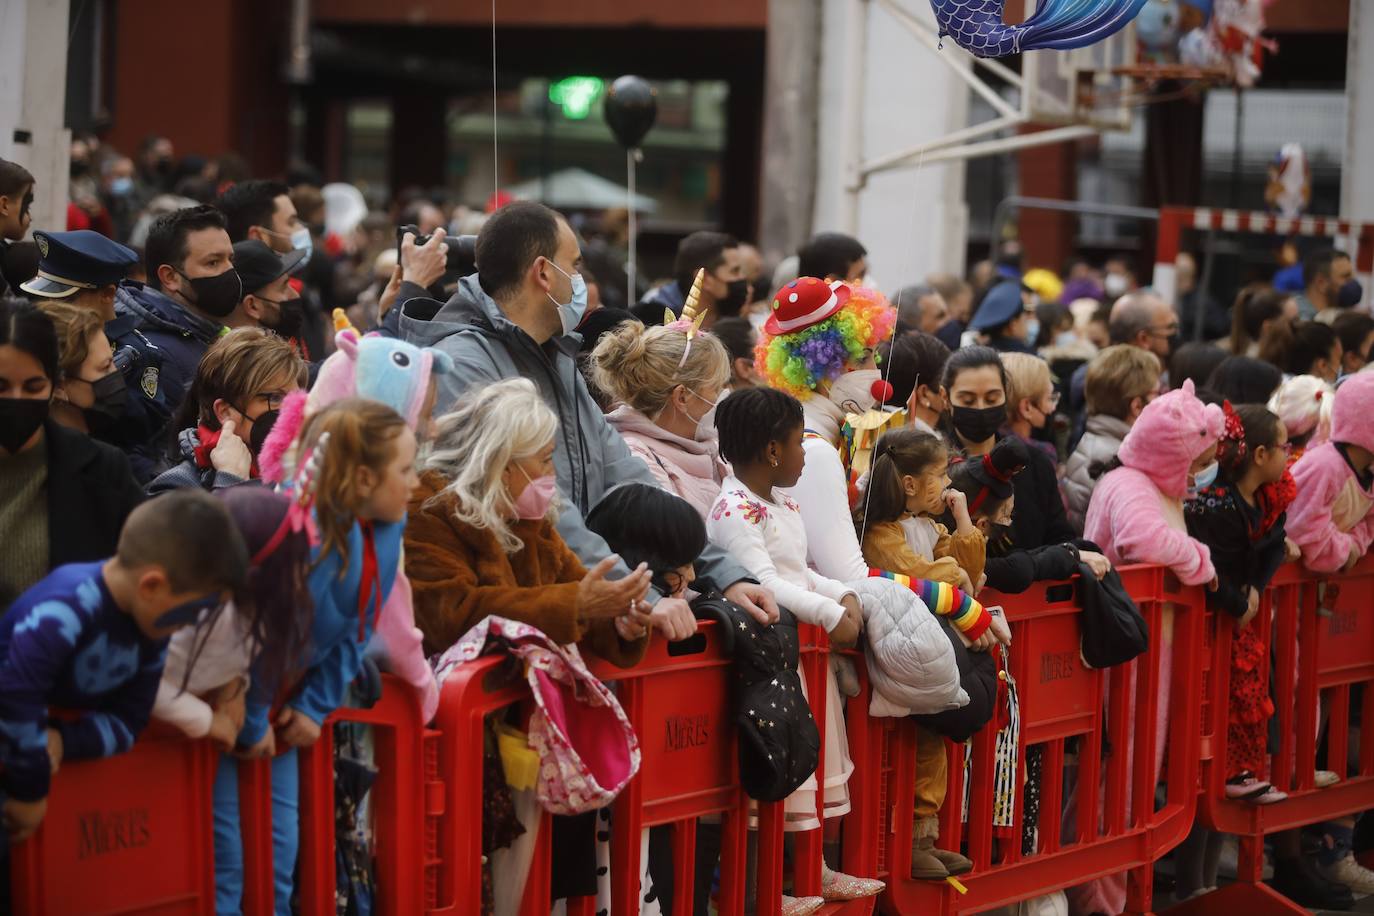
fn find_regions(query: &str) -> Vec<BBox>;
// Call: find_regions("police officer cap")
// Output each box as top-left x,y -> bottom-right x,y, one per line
21,230 -> 138,299
968,281 -> 1027,332
232,240 -> 307,296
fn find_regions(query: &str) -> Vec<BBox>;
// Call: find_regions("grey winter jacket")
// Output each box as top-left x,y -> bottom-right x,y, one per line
1063,413 -> 1132,534
398,275 -> 752,596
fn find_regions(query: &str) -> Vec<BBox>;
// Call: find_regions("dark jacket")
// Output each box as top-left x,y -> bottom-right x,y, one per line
1184,481 -> 1288,618
631,280 -> 686,326
396,275 -> 751,598
45,421 -> 144,569
115,282 -> 222,424
100,312 -> 174,483
1010,444 -> 1075,551
989,335 -> 1036,355
984,544 -> 1080,594
146,429 -> 251,496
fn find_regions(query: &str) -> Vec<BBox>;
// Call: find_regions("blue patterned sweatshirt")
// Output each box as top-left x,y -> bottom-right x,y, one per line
0,561 -> 168,801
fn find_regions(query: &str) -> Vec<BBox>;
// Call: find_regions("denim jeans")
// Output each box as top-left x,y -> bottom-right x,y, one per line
213,749 -> 300,915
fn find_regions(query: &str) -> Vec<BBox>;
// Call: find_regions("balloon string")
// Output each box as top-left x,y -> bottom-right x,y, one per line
491,0 -> 499,200
627,148 -> 637,301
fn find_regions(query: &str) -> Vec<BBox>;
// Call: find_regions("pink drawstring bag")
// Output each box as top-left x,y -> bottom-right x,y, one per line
435,616 -> 640,815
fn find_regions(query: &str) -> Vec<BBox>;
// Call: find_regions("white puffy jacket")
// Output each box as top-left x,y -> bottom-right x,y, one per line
850,577 -> 966,717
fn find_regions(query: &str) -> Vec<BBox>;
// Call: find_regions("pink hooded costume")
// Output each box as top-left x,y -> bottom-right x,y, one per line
1287,371 -> 1374,573
1072,379 -> 1221,916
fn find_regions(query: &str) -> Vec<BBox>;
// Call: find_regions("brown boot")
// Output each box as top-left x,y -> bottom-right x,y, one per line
911,817 -> 950,880
910,835 -> 950,880
929,844 -> 974,876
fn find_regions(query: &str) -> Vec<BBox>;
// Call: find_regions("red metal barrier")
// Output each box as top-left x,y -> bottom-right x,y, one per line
14,564 -> 1222,916
9,722 -> 218,915
1175,556 -> 1374,916
863,565 -> 1207,915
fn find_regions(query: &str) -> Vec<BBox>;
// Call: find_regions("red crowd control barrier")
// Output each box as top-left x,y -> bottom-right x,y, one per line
864,565 -> 1208,916
42,559 -> 1374,916
9,721 -> 218,915
1175,555 -> 1374,916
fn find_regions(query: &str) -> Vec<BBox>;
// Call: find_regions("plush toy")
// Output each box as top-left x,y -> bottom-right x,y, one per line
261,327 -> 455,723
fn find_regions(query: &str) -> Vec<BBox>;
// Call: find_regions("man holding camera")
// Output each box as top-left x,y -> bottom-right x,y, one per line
20,229 -> 172,481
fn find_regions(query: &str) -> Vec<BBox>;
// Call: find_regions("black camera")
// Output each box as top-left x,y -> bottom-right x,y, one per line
396,225 -> 477,277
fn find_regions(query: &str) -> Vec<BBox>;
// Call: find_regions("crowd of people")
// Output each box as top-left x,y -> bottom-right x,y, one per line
2,135 -> 1374,915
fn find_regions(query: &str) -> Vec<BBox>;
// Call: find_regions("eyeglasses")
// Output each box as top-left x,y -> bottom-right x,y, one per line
1041,391 -> 1061,411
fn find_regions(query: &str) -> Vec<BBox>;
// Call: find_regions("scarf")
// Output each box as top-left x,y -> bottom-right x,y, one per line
193,424 -> 260,479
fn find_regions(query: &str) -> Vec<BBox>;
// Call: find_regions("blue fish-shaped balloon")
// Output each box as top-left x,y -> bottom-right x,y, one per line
930,0 -> 1149,58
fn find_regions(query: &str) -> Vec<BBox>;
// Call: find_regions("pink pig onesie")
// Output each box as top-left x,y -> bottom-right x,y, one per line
1287,371 -> 1374,573
1072,378 -> 1222,916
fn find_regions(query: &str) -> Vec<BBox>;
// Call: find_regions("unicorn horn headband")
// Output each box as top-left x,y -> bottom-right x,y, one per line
665,268 -> 709,369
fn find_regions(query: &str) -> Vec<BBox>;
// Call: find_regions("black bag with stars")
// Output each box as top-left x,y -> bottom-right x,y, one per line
692,581 -> 821,802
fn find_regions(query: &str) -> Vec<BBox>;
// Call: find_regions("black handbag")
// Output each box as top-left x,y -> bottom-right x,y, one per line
1077,563 -> 1150,669
691,581 -> 820,802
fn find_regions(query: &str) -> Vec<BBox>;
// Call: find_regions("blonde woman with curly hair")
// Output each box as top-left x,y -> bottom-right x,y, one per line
403,377 -> 653,661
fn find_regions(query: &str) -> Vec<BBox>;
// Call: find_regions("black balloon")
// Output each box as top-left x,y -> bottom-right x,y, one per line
604,75 -> 658,149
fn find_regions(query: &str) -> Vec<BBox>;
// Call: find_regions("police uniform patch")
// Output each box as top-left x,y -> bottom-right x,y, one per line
140,366 -> 159,399
35,236 -> 48,258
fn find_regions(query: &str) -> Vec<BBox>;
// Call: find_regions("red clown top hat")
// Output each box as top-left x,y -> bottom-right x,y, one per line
764,277 -> 852,336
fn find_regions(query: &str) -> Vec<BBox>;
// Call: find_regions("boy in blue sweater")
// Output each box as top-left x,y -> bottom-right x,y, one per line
0,489 -> 248,841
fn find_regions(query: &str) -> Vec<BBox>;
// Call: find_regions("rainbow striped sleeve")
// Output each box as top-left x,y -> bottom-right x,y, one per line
868,568 -> 993,639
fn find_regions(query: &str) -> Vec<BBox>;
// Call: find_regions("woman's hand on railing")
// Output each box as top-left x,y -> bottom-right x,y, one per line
577,556 -> 652,621
614,599 -> 653,642
988,609 -> 1012,647
1080,550 -> 1112,580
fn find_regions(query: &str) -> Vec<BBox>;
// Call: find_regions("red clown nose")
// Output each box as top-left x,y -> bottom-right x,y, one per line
871,379 -> 895,404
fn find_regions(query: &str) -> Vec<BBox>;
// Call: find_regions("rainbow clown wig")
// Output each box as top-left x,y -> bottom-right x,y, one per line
756,278 -> 897,399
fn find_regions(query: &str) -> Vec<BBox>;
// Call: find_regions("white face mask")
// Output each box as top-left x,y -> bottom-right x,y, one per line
289,226 -> 313,263
829,369 -> 882,413
1104,273 -> 1129,298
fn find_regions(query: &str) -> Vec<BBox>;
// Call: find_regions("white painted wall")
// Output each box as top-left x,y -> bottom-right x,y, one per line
1343,0 -> 1374,222
813,0 -> 971,285
0,0 -> 71,237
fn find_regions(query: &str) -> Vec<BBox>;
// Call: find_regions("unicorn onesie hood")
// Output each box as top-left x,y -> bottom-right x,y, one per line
260,323 -> 454,722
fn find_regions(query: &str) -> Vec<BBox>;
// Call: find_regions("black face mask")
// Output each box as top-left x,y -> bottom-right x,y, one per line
246,408 -> 280,457
951,404 -> 1005,445
180,267 -> 242,319
0,397 -> 49,454
263,297 -> 305,340
716,278 -> 752,316
81,370 -> 127,433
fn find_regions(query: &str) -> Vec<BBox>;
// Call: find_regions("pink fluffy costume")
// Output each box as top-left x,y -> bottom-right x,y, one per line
1287,371 -> 1374,573
1072,378 -> 1222,916
260,328 -> 454,721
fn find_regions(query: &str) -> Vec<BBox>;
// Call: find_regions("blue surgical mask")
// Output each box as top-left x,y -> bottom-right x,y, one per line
289,226 -> 313,265
1189,460 -> 1219,498
546,259 -> 588,335
1024,318 -> 1041,346
1054,330 -> 1079,348
109,176 -> 134,196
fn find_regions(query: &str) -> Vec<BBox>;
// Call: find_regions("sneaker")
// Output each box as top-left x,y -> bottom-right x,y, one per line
819,865 -> 885,900
1271,856 -> 1355,910
1316,769 -> 1342,788
1322,855 -> 1374,895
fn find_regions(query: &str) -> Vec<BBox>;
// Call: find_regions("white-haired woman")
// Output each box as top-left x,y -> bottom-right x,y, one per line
591,320 -> 732,518
403,377 -> 652,662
